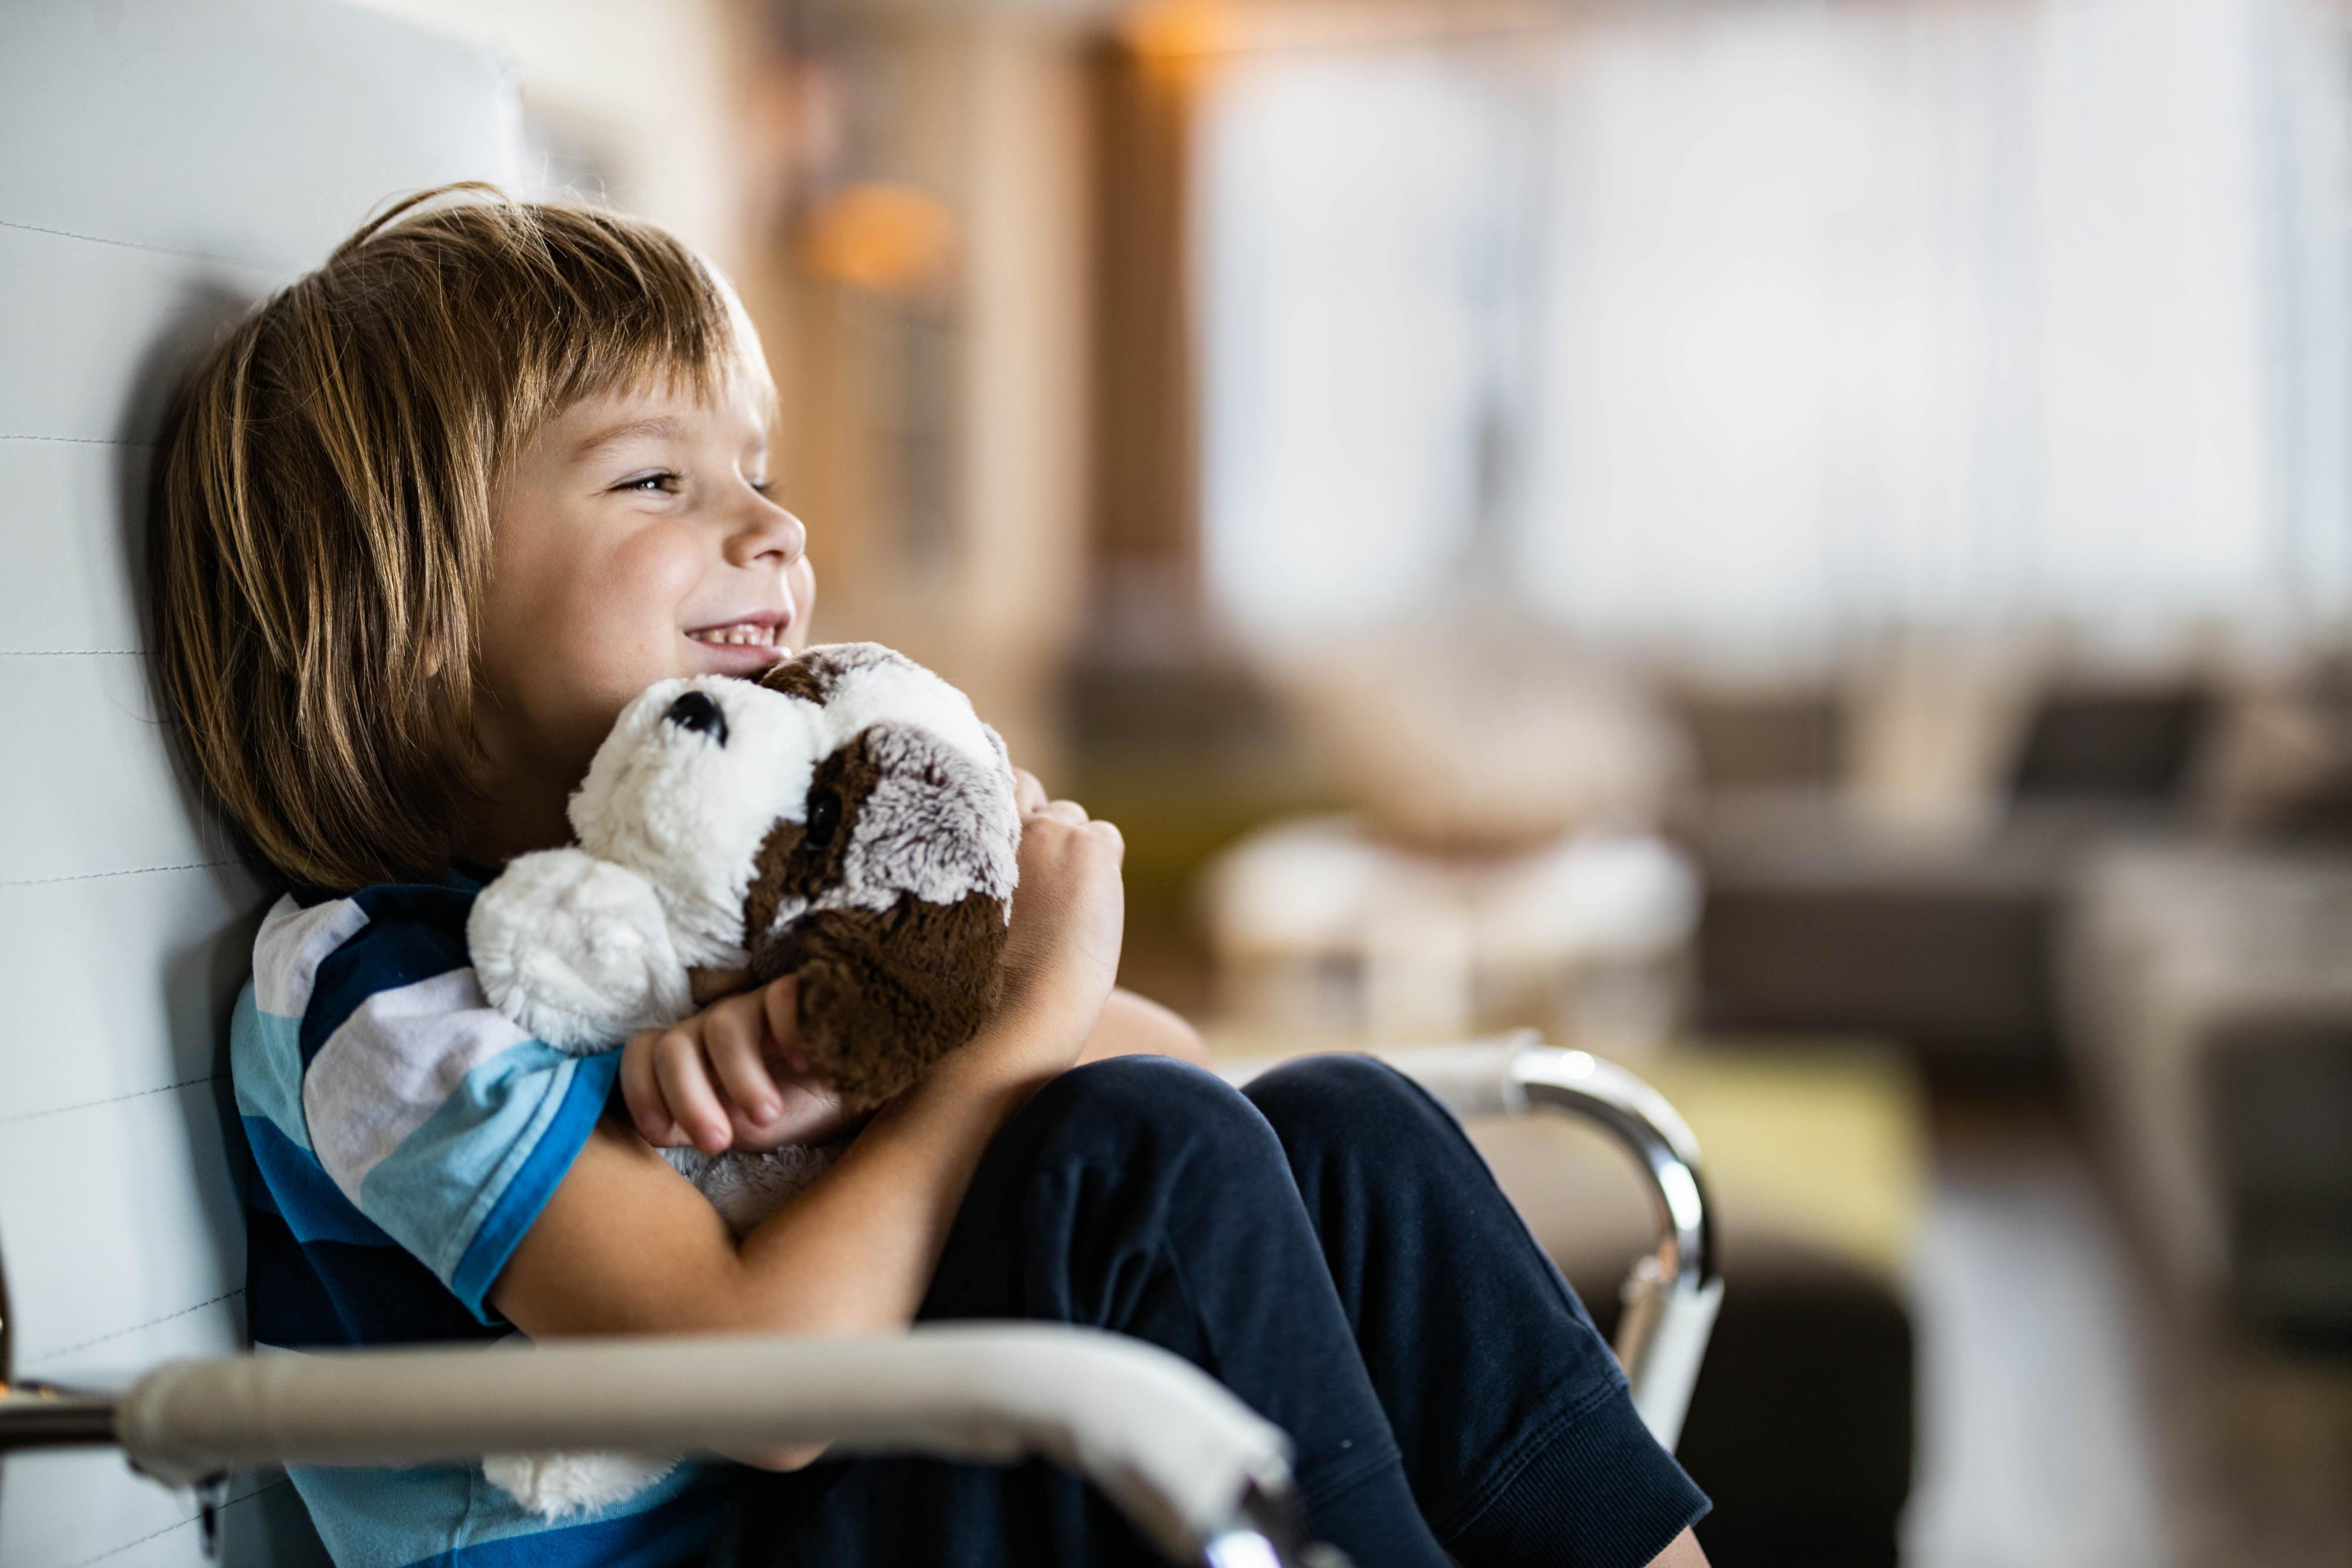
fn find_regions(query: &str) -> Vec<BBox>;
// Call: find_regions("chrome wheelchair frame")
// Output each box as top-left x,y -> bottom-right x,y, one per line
1,1036 -> 1718,1567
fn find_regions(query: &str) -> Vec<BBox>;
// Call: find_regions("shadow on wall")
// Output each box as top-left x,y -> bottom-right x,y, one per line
131,278 -> 280,1350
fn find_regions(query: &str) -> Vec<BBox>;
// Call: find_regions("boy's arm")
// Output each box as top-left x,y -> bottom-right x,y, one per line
1650,1529 -> 1709,1567
492,985 -> 1095,1338
488,802 -> 1124,1467
492,987 -> 1095,1466
1076,987 -> 1208,1066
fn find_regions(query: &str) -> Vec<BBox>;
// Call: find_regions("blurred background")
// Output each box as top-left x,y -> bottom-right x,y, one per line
365,1 -> 2352,1562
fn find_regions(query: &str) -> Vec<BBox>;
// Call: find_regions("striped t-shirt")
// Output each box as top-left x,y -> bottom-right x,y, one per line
233,876 -> 734,1567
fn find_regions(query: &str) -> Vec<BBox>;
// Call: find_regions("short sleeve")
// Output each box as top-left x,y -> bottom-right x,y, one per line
299,887 -> 624,1322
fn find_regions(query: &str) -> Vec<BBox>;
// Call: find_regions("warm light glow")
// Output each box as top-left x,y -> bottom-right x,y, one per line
1122,0 -> 1240,63
796,182 -> 958,297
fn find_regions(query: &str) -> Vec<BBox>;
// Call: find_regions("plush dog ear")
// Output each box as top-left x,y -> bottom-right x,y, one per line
469,848 -> 693,1051
757,642 -> 896,705
750,892 -> 1008,1102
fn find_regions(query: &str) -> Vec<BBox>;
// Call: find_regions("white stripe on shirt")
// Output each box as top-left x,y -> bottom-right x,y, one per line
253,894 -> 375,1021
303,966 -> 534,1203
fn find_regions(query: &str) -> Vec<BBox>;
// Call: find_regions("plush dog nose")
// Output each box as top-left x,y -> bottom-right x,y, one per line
664,690 -> 729,745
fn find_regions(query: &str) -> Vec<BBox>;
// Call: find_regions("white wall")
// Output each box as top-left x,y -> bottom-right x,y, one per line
353,0 -> 756,276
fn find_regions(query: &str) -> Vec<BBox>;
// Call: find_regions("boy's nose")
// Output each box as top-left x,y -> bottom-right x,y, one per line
729,496 -> 807,570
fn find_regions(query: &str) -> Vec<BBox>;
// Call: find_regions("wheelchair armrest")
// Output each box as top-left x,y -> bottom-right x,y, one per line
0,1325 -> 1333,1567
1221,1032 -> 1723,1451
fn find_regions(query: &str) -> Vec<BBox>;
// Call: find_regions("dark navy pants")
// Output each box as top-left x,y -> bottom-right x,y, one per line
710,1055 -> 1707,1567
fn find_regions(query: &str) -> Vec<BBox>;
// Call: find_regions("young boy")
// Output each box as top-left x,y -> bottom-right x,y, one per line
151,186 -> 1708,1568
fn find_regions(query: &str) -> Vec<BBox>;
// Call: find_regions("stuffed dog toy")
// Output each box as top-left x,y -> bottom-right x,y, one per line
463,641 -> 1021,1517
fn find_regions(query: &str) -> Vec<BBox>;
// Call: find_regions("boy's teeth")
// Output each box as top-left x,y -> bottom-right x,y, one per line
692,624 -> 774,647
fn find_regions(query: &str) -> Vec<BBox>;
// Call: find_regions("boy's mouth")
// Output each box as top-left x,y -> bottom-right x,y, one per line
684,612 -> 793,673
687,621 -> 783,649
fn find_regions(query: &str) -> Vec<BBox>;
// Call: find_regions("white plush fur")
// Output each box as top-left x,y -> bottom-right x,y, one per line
567,674 -> 829,969
470,651 -> 1018,1059
467,850 -> 690,1051
824,726 -> 1021,920
480,1449 -> 678,1520
463,644 -> 1020,1522
817,655 -> 1004,787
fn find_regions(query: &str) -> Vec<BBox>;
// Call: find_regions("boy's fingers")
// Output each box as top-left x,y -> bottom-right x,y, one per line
653,1029 -> 731,1154
619,1032 -> 676,1145
704,991 -> 784,1124
759,975 -> 814,1076
1011,767 -> 1048,814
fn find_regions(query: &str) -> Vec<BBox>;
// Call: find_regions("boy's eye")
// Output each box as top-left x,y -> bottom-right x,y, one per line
616,470 -> 679,494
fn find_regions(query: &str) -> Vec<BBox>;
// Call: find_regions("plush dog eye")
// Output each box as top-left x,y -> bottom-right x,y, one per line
803,785 -> 841,850
663,690 -> 729,745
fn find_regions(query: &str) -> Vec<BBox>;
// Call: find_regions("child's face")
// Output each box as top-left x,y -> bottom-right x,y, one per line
477,370 -> 813,792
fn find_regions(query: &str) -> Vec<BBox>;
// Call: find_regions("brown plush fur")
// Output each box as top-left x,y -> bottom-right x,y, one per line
756,643 -> 884,706
746,891 -> 1007,1102
681,647 -> 1014,1104
740,732 -> 888,941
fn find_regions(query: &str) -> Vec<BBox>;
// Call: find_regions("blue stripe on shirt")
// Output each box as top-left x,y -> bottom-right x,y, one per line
410,1481 -> 734,1568
233,986 -> 315,1151
355,1041 -> 614,1316
246,1203 -> 496,1350
245,1114 -> 395,1248
300,886 -> 477,1068
450,1049 -> 622,1315
238,884 -> 723,1566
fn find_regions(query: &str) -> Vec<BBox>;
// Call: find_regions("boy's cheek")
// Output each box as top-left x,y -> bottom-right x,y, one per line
786,557 -> 817,647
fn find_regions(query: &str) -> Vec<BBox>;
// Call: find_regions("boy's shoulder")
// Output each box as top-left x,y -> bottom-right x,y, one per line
249,877 -> 482,1035
238,872 -> 617,1323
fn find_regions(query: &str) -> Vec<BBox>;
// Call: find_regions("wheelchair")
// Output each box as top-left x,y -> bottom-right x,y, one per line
0,5 -> 1718,1563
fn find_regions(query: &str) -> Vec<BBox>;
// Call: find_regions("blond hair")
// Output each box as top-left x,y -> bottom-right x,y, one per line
152,184 -> 760,892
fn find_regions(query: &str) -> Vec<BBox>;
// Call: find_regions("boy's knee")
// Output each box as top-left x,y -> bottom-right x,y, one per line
1242,1054 -> 1443,1149
1017,1055 -> 1280,1174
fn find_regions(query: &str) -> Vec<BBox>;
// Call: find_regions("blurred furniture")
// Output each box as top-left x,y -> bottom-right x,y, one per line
1203,815 -> 1699,1051
2064,845 -> 2352,1339
1691,683 -> 2211,1081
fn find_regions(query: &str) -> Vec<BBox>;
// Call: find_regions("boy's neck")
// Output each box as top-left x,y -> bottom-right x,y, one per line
457,788 -> 574,868
456,746 -> 580,870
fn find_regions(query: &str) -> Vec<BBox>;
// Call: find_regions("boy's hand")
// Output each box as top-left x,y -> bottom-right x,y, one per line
619,977 -> 866,1155
621,769 -> 1122,1146
972,768 -> 1126,1079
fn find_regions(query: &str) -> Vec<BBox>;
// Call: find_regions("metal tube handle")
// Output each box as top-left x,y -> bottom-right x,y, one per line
1226,1032 -> 1723,1450
1504,1043 -> 1723,1449
1,1325 -> 1344,1568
